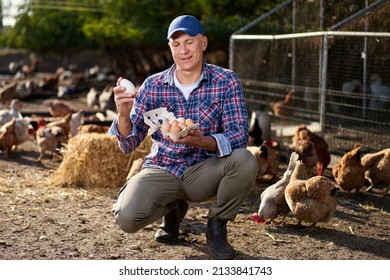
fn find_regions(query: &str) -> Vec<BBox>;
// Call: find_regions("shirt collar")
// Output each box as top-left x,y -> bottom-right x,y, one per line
164,62 -> 210,86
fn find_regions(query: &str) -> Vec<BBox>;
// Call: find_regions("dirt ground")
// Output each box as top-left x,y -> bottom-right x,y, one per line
0,96 -> 389,260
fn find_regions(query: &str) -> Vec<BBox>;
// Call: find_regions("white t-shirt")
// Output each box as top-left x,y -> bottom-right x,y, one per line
174,71 -> 203,100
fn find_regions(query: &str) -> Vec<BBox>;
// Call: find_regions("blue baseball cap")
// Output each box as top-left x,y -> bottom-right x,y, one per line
167,15 -> 204,39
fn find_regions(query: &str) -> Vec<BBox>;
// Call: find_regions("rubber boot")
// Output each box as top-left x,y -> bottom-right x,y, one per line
206,216 -> 237,259
155,200 -> 188,243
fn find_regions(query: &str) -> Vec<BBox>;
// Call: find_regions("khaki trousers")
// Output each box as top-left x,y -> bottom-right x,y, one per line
113,149 -> 258,233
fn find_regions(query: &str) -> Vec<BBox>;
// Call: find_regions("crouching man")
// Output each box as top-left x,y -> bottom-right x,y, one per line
109,15 -> 258,259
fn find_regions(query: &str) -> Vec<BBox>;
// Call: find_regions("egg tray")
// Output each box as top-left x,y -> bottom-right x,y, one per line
143,107 -> 199,139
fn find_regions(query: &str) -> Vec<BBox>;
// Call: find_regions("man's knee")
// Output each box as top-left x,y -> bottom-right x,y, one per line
231,149 -> 259,175
114,210 -> 144,233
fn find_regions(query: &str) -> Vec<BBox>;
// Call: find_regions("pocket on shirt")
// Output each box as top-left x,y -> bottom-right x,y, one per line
199,98 -> 221,126
155,101 -> 177,115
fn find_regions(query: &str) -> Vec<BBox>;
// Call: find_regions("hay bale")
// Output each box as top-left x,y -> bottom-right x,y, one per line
50,133 -> 151,188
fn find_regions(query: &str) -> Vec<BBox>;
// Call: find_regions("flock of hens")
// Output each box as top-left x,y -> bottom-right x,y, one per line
0,62 -> 115,162
1,61 -> 390,233
247,122 -> 389,230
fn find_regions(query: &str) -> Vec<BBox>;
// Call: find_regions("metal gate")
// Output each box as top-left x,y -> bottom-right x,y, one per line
230,0 -> 390,157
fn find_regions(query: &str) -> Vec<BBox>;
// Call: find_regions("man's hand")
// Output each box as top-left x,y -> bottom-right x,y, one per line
113,77 -> 138,137
163,129 -> 218,152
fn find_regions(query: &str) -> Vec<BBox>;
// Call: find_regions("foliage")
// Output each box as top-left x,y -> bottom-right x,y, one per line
1,0 -> 285,72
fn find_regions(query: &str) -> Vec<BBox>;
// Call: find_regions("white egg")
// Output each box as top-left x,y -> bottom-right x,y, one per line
120,79 -> 136,95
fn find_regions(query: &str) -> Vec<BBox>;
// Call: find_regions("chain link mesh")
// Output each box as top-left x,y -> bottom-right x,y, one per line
232,0 -> 390,156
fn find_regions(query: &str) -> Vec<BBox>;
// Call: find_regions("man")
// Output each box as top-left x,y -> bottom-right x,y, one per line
109,15 -> 258,260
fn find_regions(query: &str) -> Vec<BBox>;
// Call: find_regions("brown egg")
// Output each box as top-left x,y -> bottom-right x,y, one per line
161,122 -> 171,132
178,123 -> 187,130
170,124 -> 181,133
185,118 -> 194,126
177,117 -> 186,124
170,119 -> 178,126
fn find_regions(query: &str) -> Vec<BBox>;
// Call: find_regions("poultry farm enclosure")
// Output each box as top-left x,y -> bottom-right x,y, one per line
231,0 -> 390,158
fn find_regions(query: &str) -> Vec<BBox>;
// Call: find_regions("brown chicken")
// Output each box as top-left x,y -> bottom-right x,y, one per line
271,90 -> 294,118
47,99 -> 76,117
252,152 -> 299,224
0,118 -> 18,157
0,81 -> 17,103
247,141 -> 279,181
127,158 -> 144,180
285,159 -> 338,229
35,125 -> 66,162
39,66 -> 65,89
292,139 -> 318,176
77,124 -> 109,134
292,124 -> 330,176
332,144 -> 365,193
361,148 -> 390,194
46,113 -> 72,139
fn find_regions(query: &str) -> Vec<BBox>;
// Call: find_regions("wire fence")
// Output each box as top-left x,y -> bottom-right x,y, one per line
230,0 -> 390,157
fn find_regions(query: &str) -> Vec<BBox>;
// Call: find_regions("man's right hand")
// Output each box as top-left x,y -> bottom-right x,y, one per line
113,77 -> 137,116
113,77 -> 138,137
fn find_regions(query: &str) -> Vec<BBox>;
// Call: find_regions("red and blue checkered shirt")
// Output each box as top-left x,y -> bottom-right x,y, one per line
109,62 -> 249,178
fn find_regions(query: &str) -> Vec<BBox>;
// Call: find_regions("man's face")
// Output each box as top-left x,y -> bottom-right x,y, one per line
168,32 -> 207,73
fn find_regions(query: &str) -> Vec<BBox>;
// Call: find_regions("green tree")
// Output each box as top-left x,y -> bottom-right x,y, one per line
3,0 -> 285,74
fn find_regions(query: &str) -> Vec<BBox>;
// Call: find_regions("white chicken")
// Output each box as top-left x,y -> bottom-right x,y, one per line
251,152 -> 299,224
369,74 -> 390,110
70,111 -> 84,136
98,85 -> 115,111
86,87 -> 100,109
15,79 -> 35,99
0,99 -> 23,125
333,79 -> 362,113
14,117 -> 34,150
342,79 -> 362,93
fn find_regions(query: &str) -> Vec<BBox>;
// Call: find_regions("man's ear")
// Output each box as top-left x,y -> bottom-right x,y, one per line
202,36 -> 208,51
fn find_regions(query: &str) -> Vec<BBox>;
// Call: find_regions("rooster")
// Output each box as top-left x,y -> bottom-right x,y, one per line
292,124 -> 330,176
361,148 -> 390,194
251,152 -> 299,224
285,159 -> 338,229
332,144 -> 365,193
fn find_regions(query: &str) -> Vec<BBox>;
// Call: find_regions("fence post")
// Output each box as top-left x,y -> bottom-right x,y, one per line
319,34 -> 329,137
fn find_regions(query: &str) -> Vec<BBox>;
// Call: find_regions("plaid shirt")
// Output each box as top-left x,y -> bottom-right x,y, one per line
109,62 -> 249,178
